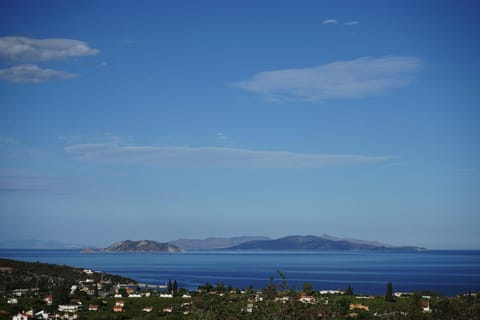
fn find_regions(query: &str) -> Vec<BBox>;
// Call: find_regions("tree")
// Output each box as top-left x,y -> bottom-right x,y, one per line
52,284 -> 69,305
167,280 -> 172,293
302,282 -> 313,296
385,282 -> 394,302
173,280 -> 178,294
344,283 -> 354,295
263,275 -> 277,299
277,269 -> 288,293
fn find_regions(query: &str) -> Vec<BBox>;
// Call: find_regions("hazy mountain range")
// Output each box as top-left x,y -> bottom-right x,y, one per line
0,239 -> 84,249
0,235 -> 426,251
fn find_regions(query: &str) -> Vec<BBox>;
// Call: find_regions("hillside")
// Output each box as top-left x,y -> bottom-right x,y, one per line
104,240 -> 184,252
226,235 -> 425,251
170,236 -> 271,250
0,258 -> 135,291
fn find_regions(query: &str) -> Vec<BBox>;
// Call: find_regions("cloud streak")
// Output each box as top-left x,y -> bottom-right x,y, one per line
0,64 -> 78,83
344,21 -> 359,26
0,36 -> 99,62
322,19 -> 337,24
64,143 -> 390,168
231,56 -> 421,103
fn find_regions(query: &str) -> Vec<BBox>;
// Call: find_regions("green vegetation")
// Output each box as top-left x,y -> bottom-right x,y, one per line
385,282 -> 394,302
0,258 -> 134,291
1,288 -> 479,320
1,260 -> 479,319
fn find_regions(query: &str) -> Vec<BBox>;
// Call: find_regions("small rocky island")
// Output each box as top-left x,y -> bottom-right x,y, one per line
104,240 -> 184,253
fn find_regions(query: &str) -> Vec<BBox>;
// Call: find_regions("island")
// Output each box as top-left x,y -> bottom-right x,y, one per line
104,240 -> 184,253
224,235 -> 426,251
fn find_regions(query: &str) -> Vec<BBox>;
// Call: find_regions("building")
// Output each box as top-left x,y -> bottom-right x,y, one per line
349,303 -> 369,311
58,305 -> 79,313
113,301 -> 124,312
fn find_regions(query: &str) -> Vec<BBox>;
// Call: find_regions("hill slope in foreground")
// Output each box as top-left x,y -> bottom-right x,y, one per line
226,235 -> 426,251
0,258 -> 135,290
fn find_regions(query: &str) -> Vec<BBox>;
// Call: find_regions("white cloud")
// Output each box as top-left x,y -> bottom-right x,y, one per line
231,56 -> 421,103
344,21 -> 359,26
0,36 -> 99,62
215,132 -> 228,141
0,64 -> 78,83
322,19 -> 337,24
64,143 -> 390,168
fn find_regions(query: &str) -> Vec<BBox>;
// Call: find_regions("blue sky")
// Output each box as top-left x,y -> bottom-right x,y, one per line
0,0 -> 479,249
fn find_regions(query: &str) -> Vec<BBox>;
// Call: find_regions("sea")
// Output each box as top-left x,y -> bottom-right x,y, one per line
1,249 -> 479,296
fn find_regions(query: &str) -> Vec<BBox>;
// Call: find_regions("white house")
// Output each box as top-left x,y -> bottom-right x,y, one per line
58,305 -> 79,313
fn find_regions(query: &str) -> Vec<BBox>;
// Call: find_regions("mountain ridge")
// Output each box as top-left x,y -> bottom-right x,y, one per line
225,235 -> 426,251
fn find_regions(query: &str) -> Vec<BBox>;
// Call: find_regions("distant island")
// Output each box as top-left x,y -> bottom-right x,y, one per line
170,236 -> 271,250
224,235 -> 426,251
104,240 -> 184,253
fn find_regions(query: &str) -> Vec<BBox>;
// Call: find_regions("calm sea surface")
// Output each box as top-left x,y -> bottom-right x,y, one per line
1,249 -> 479,296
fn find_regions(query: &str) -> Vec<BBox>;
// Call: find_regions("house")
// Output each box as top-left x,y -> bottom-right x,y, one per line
113,305 -> 123,312
88,305 -> 99,311
44,294 -> 53,305
113,301 -> 124,312
34,310 -> 49,319
319,290 -> 343,295
128,293 -> 142,298
160,293 -> 173,298
422,301 -> 431,313
349,303 -> 369,311
299,296 -> 316,304
7,298 -> 18,304
70,285 -> 77,295
142,307 -> 153,312
163,307 -> 173,313
275,296 -> 289,303
58,305 -> 79,313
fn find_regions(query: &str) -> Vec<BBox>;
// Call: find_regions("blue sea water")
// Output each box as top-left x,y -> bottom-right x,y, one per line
1,249 -> 479,296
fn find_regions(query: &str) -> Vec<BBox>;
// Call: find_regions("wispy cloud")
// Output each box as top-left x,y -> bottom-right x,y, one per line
322,19 -> 337,25
215,132 -> 228,141
0,36 -> 99,62
344,21 -> 359,26
0,64 -> 78,83
231,56 -> 421,103
64,143 -> 390,168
